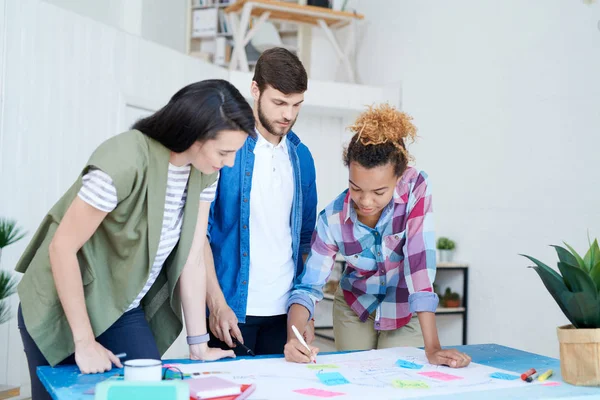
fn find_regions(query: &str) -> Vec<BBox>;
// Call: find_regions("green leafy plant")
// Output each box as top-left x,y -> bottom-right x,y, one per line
0,217 -> 26,325
444,287 -> 460,301
437,237 -> 456,251
442,287 -> 460,307
0,218 -> 26,248
0,271 -> 17,324
521,238 -> 600,329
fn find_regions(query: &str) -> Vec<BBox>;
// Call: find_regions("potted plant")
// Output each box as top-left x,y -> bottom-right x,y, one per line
437,237 -> 456,263
521,238 -> 600,386
0,217 -> 26,325
443,287 -> 461,308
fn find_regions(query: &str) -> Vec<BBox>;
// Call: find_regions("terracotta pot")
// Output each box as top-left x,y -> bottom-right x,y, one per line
445,299 -> 461,308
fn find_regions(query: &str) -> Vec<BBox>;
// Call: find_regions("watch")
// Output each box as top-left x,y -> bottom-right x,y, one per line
186,333 -> 210,345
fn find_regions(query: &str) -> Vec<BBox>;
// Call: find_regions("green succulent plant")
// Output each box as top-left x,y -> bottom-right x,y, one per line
437,237 -> 455,251
444,287 -> 460,301
521,238 -> 600,329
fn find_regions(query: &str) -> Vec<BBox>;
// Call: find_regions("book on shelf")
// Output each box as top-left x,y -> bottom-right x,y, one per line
218,10 -> 229,34
192,8 -> 219,38
214,37 -> 232,66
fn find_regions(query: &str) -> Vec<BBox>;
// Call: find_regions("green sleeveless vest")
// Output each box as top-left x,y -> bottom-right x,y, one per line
15,130 -> 217,366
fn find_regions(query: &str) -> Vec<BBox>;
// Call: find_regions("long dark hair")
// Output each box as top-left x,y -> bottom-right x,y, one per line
132,79 -> 255,152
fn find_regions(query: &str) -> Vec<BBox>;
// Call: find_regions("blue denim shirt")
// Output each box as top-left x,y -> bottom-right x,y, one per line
208,131 -> 317,322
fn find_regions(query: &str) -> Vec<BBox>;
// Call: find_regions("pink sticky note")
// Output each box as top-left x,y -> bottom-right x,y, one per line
542,381 -> 561,387
418,371 -> 463,381
293,388 -> 346,397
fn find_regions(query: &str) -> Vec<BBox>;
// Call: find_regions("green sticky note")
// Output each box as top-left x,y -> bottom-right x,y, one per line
307,364 -> 340,370
392,380 -> 430,389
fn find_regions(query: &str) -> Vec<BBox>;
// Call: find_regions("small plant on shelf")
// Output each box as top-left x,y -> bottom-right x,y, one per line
443,287 -> 461,308
437,237 -> 456,263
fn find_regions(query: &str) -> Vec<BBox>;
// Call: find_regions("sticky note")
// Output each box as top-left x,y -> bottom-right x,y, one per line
307,364 -> 340,370
418,371 -> 463,381
395,359 -> 423,369
392,379 -> 429,389
317,372 -> 350,386
542,382 -> 561,387
490,372 -> 520,380
294,388 -> 345,397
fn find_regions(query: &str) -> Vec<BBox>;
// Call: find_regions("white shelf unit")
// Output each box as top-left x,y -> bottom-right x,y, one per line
187,0 -> 235,66
187,0 -> 301,69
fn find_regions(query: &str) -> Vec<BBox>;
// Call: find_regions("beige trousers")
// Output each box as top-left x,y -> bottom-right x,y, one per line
332,286 -> 424,351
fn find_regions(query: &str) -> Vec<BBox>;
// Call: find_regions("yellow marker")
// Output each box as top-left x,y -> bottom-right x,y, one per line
538,369 -> 553,382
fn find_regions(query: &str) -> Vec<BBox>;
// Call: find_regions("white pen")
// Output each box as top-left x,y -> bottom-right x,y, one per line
291,325 -> 316,364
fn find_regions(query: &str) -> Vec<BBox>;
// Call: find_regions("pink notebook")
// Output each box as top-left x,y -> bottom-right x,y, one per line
188,376 -> 242,399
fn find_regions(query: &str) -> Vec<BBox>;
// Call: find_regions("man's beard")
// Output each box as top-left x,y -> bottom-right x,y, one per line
257,96 -> 296,137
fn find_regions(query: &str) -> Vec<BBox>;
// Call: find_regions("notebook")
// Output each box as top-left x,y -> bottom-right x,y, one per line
189,384 -> 255,400
187,376 -> 242,399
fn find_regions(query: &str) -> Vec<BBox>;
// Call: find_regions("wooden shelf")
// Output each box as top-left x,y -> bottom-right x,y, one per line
0,385 -> 20,400
224,0 -> 364,28
437,262 -> 468,269
436,307 -> 465,314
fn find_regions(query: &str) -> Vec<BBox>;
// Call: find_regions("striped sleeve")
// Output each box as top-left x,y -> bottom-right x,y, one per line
199,173 -> 218,203
77,168 -> 118,212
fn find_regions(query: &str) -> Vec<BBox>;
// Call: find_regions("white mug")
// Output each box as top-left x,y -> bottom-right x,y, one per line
123,359 -> 162,382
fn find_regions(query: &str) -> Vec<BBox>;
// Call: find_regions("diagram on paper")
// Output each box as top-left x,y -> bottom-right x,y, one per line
170,347 -> 539,399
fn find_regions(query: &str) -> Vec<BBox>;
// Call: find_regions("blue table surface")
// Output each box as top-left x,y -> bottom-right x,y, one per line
38,343 -> 600,400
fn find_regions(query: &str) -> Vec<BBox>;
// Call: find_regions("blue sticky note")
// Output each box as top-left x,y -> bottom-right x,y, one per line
395,359 -> 423,369
490,372 -> 519,380
317,372 -> 350,386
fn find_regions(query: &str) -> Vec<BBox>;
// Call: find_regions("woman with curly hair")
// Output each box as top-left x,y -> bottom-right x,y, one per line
284,104 -> 471,368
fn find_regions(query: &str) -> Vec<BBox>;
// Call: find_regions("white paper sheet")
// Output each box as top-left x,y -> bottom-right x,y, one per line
169,347 -> 540,399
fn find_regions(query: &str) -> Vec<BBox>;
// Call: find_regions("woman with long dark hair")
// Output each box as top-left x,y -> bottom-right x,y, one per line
15,79 -> 255,399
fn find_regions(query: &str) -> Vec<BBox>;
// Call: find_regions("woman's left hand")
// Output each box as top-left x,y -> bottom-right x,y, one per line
189,343 -> 236,361
426,348 -> 471,368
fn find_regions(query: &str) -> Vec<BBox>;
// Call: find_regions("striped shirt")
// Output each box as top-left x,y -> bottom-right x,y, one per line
78,164 -> 217,311
287,167 -> 438,331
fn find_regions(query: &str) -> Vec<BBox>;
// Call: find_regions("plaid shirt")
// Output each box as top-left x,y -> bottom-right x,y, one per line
288,167 -> 438,331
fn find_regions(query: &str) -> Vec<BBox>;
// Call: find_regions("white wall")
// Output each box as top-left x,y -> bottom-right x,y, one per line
351,0 -> 600,358
141,0 -> 188,54
43,0 -> 188,52
0,0 -> 380,392
0,0 -> 228,393
42,0 -> 143,35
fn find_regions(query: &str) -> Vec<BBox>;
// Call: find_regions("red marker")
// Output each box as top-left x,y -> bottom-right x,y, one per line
521,368 -> 536,381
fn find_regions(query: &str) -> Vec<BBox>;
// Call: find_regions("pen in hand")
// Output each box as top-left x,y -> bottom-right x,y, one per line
292,325 -> 316,364
232,336 -> 255,356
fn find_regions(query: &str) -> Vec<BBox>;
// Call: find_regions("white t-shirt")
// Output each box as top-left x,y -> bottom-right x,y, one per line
246,131 -> 295,316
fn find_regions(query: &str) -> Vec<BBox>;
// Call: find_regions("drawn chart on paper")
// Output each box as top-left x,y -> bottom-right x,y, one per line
170,347 -> 537,399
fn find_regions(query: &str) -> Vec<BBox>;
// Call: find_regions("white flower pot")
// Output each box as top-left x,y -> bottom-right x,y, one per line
438,249 -> 454,263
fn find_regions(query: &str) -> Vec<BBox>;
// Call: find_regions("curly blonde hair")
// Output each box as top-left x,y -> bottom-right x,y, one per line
344,104 -> 417,176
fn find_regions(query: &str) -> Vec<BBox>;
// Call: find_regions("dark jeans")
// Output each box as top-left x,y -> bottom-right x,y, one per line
208,314 -> 287,356
18,304 -> 161,400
